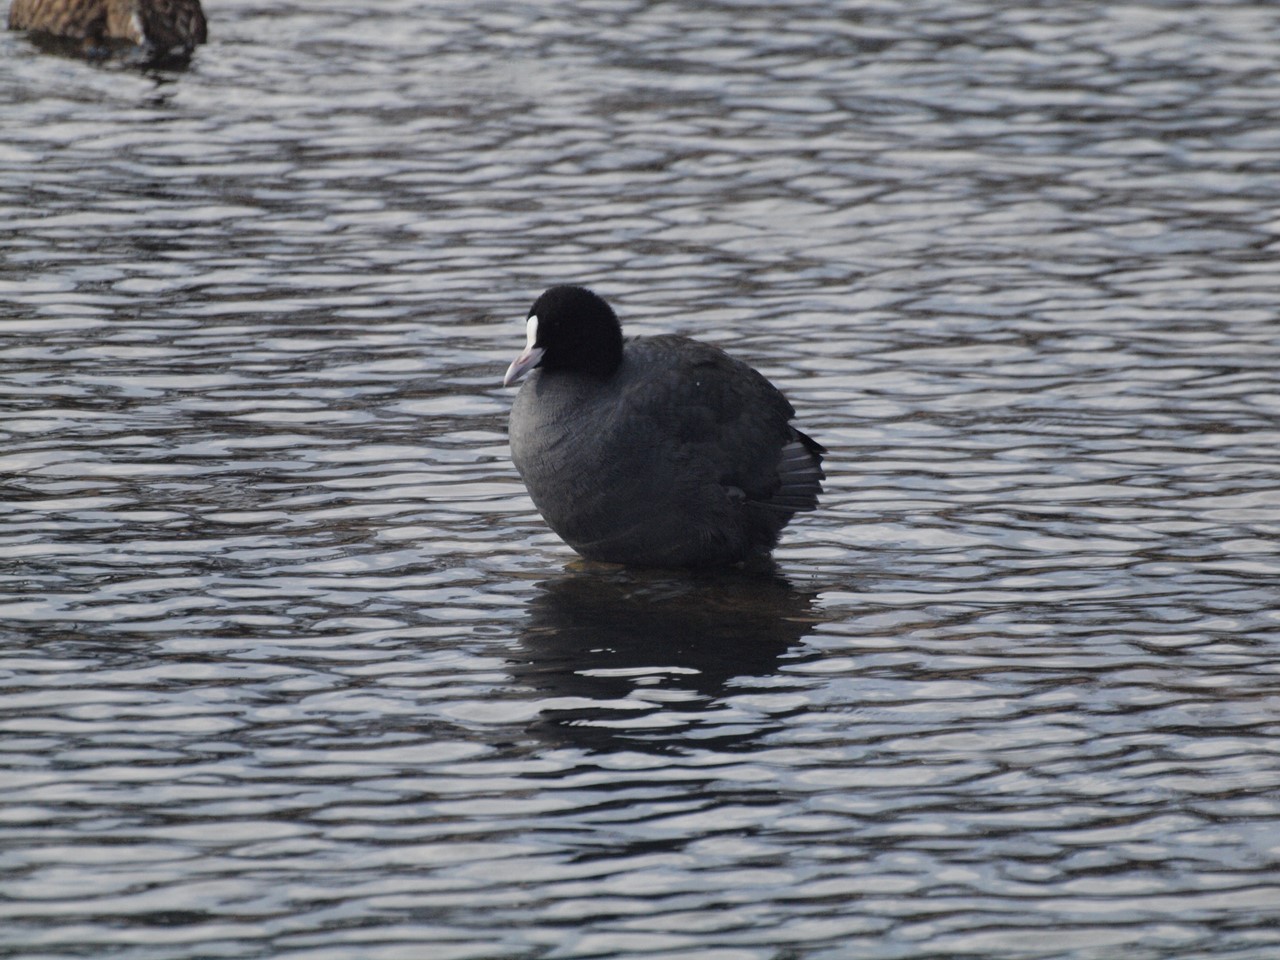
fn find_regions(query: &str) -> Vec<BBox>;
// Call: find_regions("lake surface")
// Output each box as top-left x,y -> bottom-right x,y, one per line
3,1 -> 1280,958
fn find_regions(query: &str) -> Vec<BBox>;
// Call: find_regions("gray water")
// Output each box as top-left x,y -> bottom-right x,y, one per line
2,1 -> 1280,958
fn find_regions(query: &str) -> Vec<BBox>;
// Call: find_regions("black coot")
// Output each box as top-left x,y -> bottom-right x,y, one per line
504,285 -> 825,567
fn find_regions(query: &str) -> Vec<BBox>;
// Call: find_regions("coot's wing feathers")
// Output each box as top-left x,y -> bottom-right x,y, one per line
620,335 -> 824,513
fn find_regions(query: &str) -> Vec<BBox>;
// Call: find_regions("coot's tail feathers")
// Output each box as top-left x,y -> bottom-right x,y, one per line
795,429 -> 827,460
751,431 -> 826,513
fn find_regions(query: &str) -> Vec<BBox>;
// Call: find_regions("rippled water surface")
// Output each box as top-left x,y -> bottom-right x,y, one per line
3,1 -> 1280,957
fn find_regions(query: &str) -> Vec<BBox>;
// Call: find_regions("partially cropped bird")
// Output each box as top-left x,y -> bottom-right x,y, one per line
504,285 -> 826,568
8,0 -> 207,64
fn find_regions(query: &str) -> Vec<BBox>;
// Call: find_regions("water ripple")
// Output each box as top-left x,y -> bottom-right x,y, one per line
3,1 -> 1280,957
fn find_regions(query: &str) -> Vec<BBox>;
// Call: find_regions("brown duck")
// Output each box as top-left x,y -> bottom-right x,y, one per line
8,0 -> 207,61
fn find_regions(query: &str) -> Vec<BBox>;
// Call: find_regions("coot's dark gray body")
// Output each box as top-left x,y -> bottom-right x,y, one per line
505,287 -> 825,568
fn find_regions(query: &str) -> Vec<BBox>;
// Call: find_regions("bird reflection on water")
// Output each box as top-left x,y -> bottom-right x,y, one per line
510,565 -> 824,753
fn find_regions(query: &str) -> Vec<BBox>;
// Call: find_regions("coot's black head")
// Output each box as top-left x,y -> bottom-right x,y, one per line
502,285 -> 624,386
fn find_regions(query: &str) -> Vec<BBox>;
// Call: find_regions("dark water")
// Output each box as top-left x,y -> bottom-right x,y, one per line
3,1 -> 1280,957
